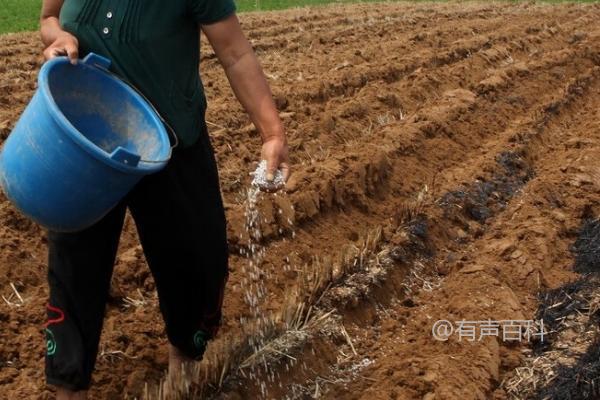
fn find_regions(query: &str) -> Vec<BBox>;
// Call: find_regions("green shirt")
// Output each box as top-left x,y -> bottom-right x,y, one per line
59,0 -> 236,147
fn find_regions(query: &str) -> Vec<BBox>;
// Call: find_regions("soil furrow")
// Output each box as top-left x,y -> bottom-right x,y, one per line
205,57 -> 599,398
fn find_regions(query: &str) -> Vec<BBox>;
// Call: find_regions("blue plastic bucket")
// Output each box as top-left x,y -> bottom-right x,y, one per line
0,53 -> 172,232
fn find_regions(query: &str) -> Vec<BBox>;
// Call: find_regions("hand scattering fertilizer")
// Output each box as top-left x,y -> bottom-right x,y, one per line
241,161 -> 295,394
251,160 -> 286,191
241,161 -> 290,357
0,53 -> 172,232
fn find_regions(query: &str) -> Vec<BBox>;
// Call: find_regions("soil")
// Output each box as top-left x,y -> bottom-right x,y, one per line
2,2 -> 600,399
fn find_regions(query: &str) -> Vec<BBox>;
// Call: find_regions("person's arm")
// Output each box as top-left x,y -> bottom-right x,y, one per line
41,0 -> 79,64
202,14 -> 290,185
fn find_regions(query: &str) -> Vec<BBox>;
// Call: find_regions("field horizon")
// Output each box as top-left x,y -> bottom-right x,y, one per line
2,0 -> 600,35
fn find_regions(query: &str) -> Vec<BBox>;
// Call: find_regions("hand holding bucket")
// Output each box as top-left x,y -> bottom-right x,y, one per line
0,53 -> 173,232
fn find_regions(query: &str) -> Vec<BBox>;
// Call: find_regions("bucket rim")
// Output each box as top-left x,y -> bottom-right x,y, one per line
38,57 -> 171,175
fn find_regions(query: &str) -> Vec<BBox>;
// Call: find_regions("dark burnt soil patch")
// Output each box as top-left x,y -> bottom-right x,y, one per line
388,214 -> 433,263
534,218 -> 600,351
533,336 -> 600,400
534,277 -> 598,351
439,150 -> 534,224
528,217 -> 600,398
572,218 -> 600,274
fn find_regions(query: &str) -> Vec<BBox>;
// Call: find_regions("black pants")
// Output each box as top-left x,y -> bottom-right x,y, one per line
44,122 -> 229,391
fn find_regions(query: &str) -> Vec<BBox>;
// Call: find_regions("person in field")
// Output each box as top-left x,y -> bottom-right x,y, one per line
39,0 -> 290,398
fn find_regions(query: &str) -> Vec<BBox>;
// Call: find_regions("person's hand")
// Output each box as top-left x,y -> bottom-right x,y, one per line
43,31 -> 79,65
260,135 -> 290,192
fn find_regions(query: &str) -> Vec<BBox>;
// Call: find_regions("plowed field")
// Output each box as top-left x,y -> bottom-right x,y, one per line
2,2 -> 600,399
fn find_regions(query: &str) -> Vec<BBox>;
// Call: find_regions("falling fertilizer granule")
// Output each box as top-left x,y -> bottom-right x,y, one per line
239,160 -> 294,388
240,160 -> 286,316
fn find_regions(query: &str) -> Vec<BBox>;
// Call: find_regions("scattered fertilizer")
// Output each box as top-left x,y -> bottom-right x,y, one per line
236,159 -> 297,395
241,184 -> 266,311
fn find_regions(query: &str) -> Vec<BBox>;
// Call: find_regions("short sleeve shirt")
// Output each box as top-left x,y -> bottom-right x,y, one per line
59,0 -> 236,147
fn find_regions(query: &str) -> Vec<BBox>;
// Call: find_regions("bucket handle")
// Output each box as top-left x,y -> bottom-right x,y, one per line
82,53 -> 179,164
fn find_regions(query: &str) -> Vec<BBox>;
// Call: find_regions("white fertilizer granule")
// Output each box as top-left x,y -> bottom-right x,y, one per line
251,160 -> 286,191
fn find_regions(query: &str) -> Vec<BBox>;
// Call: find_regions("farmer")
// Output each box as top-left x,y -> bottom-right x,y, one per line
39,0 -> 290,398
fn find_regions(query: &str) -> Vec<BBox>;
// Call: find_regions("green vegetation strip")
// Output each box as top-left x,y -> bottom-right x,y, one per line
1,0 -> 41,34
2,0 -> 373,34
2,0 -> 600,35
